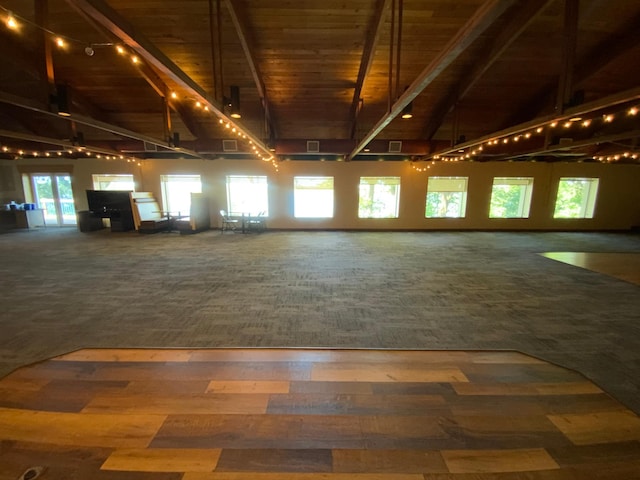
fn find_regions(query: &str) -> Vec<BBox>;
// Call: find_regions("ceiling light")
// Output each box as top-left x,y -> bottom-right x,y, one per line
229,85 -> 241,119
55,37 -> 66,48
401,101 -> 413,119
6,15 -> 18,30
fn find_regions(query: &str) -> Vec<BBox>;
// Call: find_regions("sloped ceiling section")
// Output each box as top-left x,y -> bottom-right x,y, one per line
0,0 -> 638,163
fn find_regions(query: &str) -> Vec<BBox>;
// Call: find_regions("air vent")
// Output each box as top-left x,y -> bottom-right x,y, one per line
143,142 -> 158,152
223,139 -> 238,152
388,141 -> 402,153
307,140 -> 320,153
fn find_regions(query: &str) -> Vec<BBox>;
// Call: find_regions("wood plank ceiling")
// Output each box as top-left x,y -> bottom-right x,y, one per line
0,0 -> 639,163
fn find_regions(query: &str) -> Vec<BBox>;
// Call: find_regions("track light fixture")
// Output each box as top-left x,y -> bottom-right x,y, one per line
401,101 -> 413,119
227,85 -> 241,119
54,84 -> 71,117
400,86 -> 413,119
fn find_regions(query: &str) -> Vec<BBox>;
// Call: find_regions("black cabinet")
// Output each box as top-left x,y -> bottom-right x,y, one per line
109,210 -> 134,232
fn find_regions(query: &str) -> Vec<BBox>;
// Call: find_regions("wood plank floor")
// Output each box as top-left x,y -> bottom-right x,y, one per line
541,252 -> 640,286
1,349 -> 640,479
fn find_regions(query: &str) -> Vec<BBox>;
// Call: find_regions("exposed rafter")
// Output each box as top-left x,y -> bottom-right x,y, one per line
505,10 -> 640,127
65,0 -> 273,159
423,85 -> 640,160
423,0 -> 554,140
348,0 -> 390,139
66,0 -> 216,144
555,0 -> 579,114
223,0 -> 277,139
348,0 -> 516,160
0,91 -> 202,158
0,129 -> 133,157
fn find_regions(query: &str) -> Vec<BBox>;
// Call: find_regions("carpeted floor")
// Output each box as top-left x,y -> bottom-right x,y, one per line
1,228 -> 639,413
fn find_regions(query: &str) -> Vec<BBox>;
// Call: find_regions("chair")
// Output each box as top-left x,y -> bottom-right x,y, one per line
220,210 -> 239,233
246,211 -> 266,232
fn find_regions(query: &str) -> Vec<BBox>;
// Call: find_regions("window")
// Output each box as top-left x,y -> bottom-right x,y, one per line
160,174 -> 202,216
92,174 -> 135,191
489,177 -> 534,218
358,176 -> 401,218
294,176 -> 334,218
553,177 -> 599,219
425,176 -> 468,218
226,175 -> 269,216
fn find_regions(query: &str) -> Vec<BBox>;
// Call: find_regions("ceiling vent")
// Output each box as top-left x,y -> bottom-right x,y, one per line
143,141 -> 158,152
223,139 -> 238,152
307,140 -> 320,153
388,140 -> 402,153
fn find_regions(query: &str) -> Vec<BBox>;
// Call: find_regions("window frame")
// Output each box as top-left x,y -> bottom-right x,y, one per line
358,176 -> 401,219
92,174 -> 135,192
425,176 -> 469,219
160,174 -> 202,216
489,177 -> 534,219
553,177 -> 600,219
293,176 -> 334,219
225,175 -> 269,217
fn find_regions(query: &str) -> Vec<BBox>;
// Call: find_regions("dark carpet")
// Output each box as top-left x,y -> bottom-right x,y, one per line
1,228 -> 639,413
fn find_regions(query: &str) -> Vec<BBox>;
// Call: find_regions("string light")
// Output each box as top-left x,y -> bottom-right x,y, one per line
0,143 -> 140,163
426,103 -> 640,163
6,14 -> 18,30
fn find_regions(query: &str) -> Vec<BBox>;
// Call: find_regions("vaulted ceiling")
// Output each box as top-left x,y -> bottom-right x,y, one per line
0,0 -> 639,163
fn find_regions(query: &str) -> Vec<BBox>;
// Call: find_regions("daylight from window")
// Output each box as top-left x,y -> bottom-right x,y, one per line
92,174 -> 135,191
554,177 -> 599,218
226,175 -> 269,216
294,176 -> 334,218
160,174 -> 202,216
425,176 -> 468,218
489,177 -> 534,218
358,177 -> 401,218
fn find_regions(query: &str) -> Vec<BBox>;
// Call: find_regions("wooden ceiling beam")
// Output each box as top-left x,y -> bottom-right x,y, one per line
67,0 -> 218,143
555,0 -> 579,114
349,0 -> 390,139
423,85 -> 640,159
65,0 -> 273,159
505,10 -> 640,127
0,91 -> 202,157
0,129 -> 133,157
224,0 -> 277,139
423,0 -> 554,140
348,0 -> 516,160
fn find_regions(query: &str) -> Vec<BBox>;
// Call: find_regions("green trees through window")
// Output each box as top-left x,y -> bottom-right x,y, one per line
489,177 -> 534,218
358,177 -> 400,218
553,178 -> 599,218
425,177 -> 468,218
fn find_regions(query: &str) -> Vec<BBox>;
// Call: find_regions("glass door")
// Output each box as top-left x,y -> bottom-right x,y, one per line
32,174 -> 77,226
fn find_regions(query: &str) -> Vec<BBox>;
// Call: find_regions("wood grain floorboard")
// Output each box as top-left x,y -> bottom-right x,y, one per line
1,348 -> 639,479
541,252 -> 640,286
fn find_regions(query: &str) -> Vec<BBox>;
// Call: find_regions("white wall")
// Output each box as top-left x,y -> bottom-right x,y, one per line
6,156 -> 640,231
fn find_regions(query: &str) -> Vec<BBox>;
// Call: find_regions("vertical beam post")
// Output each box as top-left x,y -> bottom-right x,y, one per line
34,0 -> 56,108
555,0 -> 579,114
